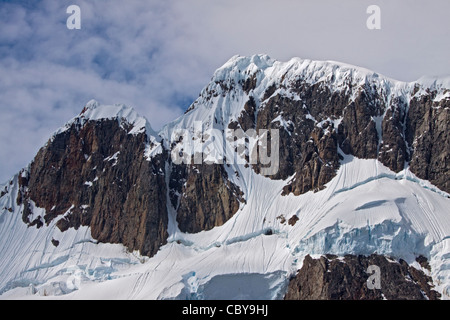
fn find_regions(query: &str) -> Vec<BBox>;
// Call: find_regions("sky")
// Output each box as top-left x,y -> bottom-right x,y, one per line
0,0 -> 449,183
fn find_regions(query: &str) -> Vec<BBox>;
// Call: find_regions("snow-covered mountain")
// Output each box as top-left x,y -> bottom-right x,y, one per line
0,55 -> 449,299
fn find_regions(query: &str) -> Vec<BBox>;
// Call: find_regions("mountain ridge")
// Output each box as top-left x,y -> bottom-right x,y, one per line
0,55 -> 449,299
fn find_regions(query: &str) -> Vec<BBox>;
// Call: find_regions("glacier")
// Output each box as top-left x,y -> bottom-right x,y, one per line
1,154 -> 449,299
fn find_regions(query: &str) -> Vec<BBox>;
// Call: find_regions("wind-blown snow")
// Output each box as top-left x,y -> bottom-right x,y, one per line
53,99 -> 153,135
49,100 -> 163,159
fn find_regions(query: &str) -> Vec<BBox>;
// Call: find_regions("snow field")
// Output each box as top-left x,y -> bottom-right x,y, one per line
1,154 -> 449,299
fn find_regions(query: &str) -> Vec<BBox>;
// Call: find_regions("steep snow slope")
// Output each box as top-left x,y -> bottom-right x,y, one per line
1,155 -> 449,299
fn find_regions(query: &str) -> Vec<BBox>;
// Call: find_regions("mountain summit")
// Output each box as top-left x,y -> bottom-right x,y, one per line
0,55 -> 449,299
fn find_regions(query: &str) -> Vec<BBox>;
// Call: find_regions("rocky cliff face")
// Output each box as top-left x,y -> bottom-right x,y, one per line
212,57 -> 449,196
171,163 -> 245,234
285,254 -> 440,300
407,92 -> 450,192
15,102 -> 247,256
16,103 -> 170,258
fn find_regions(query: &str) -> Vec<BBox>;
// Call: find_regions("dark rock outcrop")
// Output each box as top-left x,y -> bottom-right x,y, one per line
241,86 -> 342,195
17,107 -> 247,254
378,96 -> 409,172
241,81 -> 381,195
229,75 -> 449,195
337,89 -> 382,160
285,254 -> 440,300
17,118 -> 168,257
407,94 -> 449,192
171,163 -> 245,234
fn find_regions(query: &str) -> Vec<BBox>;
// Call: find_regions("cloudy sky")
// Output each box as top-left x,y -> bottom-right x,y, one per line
0,0 -> 449,182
